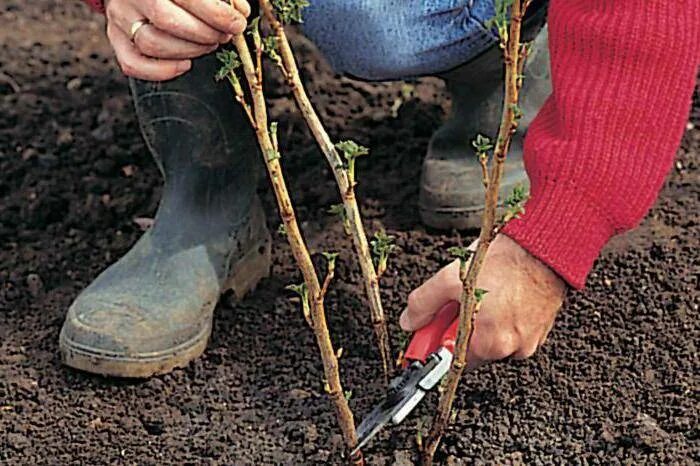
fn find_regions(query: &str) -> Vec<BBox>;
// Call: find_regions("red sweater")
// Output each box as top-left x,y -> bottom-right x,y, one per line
84,0 -> 699,289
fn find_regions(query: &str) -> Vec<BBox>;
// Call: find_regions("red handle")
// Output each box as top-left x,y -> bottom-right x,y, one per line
404,301 -> 459,364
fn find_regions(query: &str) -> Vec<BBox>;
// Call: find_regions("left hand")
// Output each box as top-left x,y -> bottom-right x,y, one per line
400,234 -> 567,369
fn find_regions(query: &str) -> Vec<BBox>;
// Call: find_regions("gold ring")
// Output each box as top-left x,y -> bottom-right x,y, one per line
129,19 -> 149,42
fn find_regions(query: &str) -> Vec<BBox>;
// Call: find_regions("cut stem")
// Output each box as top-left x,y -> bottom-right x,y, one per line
229,33 -> 361,463
420,1 -> 528,464
260,0 -> 393,380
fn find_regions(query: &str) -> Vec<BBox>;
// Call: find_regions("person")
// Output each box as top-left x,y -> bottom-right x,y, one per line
62,0 -> 699,377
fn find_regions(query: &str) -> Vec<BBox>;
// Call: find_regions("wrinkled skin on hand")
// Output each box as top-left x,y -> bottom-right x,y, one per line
104,0 -> 250,81
400,234 -> 567,369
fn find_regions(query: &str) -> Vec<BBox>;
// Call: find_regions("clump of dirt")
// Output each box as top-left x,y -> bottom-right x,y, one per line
1,2 -> 698,464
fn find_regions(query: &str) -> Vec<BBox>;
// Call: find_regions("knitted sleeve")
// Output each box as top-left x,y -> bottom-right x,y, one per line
502,0 -> 700,289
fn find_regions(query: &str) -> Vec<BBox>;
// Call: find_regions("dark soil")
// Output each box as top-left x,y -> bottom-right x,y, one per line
1,2 -> 698,465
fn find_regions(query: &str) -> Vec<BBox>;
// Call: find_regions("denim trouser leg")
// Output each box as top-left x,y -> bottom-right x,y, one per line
302,0 -> 500,81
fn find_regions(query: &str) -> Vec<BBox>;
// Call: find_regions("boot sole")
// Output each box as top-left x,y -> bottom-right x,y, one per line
60,233 -> 272,378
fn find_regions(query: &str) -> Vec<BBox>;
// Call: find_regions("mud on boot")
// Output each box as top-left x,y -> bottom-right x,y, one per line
59,53 -> 271,378
420,20 -> 551,230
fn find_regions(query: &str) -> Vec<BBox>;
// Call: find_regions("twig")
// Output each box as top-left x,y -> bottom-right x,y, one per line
228,32 -> 362,463
260,0 -> 393,381
420,1 -> 528,463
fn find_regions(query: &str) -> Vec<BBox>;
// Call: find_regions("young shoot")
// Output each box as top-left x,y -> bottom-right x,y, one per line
472,134 -> 493,188
320,251 -> 339,297
328,203 -> 350,235
486,0 -> 515,44
272,0 -> 310,24
503,184 -> 528,222
286,282 -> 311,327
474,288 -> 489,304
371,230 -> 397,278
471,133 -> 494,154
277,223 -> 287,236
263,36 -> 283,67
247,16 -> 262,49
335,140 -> 369,187
269,121 -> 279,151
321,251 -> 339,273
215,50 -> 242,90
447,246 -> 474,279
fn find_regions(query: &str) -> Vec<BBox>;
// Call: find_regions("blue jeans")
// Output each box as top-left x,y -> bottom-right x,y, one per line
303,0 -> 500,81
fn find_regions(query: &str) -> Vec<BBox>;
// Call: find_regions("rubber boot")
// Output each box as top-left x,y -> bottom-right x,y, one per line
419,25 -> 551,230
59,53 -> 271,377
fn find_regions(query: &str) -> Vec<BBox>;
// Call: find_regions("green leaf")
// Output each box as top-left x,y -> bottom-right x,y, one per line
475,288 -> 489,303
485,0 -> 515,41
247,16 -> 261,35
263,36 -> 282,64
272,0 -> 310,24
503,184 -> 529,221
286,282 -> 310,322
471,133 -> 494,154
505,184 -> 528,209
335,140 -> 369,161
285,282 -> 307,297
510,103 -> 524,120
328,203 -> 350,234
215,49 -> 241,81
321,251 -> 339,267
447,246 -> 473,263
277,223 -> 287,236
266,149 -> 281,161
371,230 -> 396,258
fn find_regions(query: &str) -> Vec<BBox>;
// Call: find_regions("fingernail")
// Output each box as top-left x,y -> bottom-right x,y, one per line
220,33 -> 233,44
177,61 -> 192,73
399,309 -> 411,331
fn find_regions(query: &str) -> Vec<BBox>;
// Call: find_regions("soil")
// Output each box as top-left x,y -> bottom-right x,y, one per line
1,2 -> 698,465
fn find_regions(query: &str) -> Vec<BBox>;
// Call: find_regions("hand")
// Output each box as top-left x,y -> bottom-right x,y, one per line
400,234 -> 567,369
104,0 -> 251,81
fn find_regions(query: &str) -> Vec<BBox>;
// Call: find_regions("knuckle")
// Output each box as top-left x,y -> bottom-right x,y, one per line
513,344 -> 538,360
490,330 -> 517,360
149,2 -> 173,29
117,58 -> 138,77
136,34 -> 159,56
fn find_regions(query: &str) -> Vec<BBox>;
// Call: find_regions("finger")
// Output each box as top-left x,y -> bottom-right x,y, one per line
232,0 -> 252,17
108,24 -> 191,81
466,320 -> 518,368
135,25 -> 218,59
138,0 -> 230,45
537,318 -> 557,348
400,260 -> 463,332
171,0 -> 248,34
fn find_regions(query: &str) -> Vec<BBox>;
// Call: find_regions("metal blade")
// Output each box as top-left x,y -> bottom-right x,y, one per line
351,356 -> 441,456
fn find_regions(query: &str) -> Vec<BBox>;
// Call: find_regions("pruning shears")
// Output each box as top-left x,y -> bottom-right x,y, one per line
352,301 -> 461,455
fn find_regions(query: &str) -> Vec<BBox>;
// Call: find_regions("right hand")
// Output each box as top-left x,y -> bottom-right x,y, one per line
104,0 -> 251,81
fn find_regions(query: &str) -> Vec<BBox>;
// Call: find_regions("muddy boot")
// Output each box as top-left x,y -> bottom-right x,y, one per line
419,25 -> 551,230
59,53 -> 271,378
